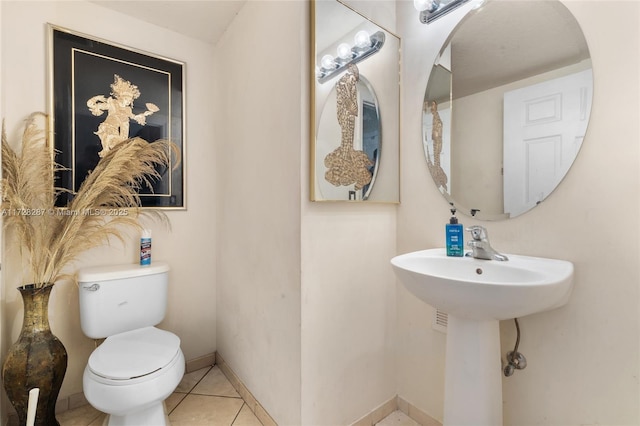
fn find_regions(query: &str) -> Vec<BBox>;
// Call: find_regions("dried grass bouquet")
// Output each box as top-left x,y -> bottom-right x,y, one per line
1,112 -> 178,288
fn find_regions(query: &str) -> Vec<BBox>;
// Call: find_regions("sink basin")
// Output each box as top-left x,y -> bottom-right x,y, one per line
391,248 -> 574,425
391,248 -> 574,320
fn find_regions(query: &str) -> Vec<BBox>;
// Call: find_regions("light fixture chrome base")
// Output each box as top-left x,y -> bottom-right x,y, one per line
419,0 -> 470,24
316,31 -> 386,84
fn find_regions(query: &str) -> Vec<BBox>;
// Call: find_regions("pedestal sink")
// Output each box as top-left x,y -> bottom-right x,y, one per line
391,248 -> 574,426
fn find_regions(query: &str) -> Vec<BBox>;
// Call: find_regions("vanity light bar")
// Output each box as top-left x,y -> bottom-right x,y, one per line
316,31 -> 386,84
419,0 -> 470,24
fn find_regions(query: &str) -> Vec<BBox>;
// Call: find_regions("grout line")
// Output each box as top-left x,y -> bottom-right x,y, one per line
166,392 -> 189,416
229,402 -> 246,426
189,392 -> 243,399
187,365 -> 214,393
88,411 -> 104,425
167,365 -> 213,416
215,352 -> 277,426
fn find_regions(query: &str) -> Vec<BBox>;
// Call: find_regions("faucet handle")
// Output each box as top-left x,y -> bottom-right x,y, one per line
466,225 -> 488,241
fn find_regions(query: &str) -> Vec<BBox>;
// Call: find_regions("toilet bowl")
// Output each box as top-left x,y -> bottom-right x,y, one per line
83,327 -> 185,424
78,262 -> 184,426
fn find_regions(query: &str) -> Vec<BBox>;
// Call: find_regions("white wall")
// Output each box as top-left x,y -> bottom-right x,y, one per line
213,2 -> 303,424
0,0 -> 217,404
214,0 -> 399,424
397,0 -> 640,424
302,1 -> 398,424
1,2 -> 398,425
6,1 -> 633,425
301,204 -> 397,425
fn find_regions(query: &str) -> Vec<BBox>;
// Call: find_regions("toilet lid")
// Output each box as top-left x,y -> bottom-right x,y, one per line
88,326 -> 181,380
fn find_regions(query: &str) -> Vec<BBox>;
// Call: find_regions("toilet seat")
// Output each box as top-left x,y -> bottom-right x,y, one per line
88,326 -> 181,381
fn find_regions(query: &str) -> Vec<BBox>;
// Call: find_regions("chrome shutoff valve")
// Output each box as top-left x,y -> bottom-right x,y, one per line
504,351 -> 527,377
504,318 -> 527,377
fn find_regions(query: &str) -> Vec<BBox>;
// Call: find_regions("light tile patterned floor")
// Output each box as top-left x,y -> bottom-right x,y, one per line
57,366 -> 262,426
55,366 -> 416,426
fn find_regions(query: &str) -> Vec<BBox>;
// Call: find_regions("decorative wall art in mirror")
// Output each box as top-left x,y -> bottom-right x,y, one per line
311,0 -> 400,202
49,25 -> 185,209
422,0 -> 592,220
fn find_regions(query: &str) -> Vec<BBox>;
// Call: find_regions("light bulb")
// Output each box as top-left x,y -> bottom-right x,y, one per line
354,31 -> 371,49
337,43 -> 352,60
414,0 -> 440,12
321,54 -> 336,70
413,0 -> 431,11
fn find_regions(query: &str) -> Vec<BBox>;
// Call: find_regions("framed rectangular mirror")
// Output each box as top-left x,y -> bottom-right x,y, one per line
310,0 -> 400,203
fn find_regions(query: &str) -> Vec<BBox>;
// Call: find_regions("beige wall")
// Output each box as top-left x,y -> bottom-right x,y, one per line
302,1 -> 398,424
213,1 -> 303,424
397,0 -> 640,424
0,0 -> 217,405
3,1 -> 637,425
0,1 -> 399,425
215,1 -> 398,424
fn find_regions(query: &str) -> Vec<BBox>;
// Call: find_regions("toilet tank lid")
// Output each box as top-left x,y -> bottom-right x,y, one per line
77,262 -> 169,282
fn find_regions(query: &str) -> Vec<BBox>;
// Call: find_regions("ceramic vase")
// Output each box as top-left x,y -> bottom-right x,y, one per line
2,284 -> 68,426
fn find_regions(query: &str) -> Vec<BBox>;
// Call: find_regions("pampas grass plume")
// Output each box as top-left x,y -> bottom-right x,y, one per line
1,112 -> 178,287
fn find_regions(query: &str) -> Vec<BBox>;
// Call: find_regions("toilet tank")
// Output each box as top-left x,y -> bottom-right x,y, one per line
77,262 -> 170,339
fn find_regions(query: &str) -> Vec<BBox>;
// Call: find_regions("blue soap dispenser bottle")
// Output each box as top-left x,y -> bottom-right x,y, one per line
446,205 -> 464,257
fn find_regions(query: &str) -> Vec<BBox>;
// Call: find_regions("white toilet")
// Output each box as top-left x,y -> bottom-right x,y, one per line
77,262 -> 185,426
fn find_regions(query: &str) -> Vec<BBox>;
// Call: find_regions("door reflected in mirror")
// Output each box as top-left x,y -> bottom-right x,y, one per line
422,0 -> 592,220
312,0 -> 400,202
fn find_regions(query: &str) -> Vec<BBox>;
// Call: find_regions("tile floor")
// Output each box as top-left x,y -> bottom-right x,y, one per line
54,365 -> 419,426
57,365 -> 262,425
375,411 -> 420,426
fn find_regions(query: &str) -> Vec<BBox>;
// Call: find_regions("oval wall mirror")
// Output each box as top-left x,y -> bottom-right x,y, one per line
311,0 -> 400,202
316,76 -> 382,200
422,0 -> 592,220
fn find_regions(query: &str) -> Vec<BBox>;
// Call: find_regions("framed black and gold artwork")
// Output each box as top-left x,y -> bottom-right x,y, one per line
48,25 -> 185,209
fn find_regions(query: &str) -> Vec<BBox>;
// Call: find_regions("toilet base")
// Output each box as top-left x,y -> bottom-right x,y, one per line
103,402 -> 169,426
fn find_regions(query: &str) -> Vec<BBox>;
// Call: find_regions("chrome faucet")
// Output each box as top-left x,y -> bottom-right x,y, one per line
466,226 -> 509,261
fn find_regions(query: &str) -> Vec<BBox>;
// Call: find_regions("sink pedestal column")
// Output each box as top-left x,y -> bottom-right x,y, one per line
443,315 -> 502,426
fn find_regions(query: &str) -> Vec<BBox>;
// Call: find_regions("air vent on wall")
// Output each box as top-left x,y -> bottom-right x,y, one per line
432,309 -> 448,333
